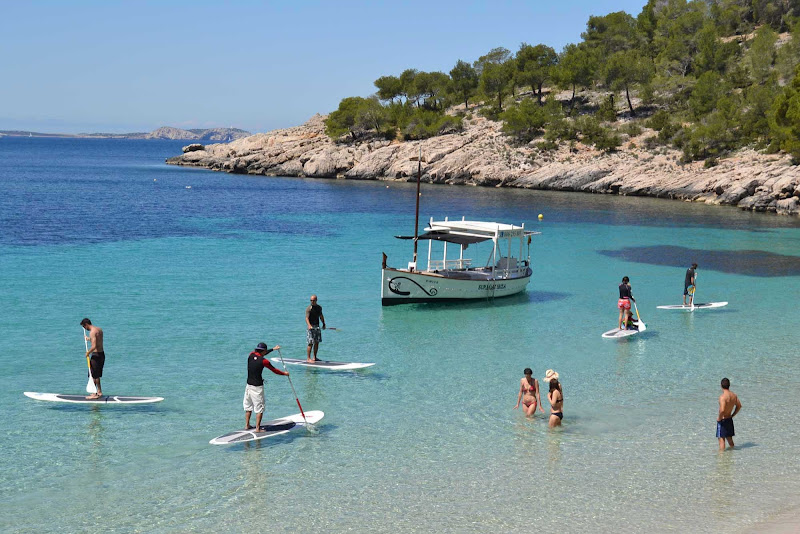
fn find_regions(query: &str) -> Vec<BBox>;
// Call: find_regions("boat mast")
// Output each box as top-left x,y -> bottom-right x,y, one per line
412,146 -> 422,268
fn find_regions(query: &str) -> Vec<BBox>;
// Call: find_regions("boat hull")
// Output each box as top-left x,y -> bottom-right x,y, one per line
381,268 -> 531,305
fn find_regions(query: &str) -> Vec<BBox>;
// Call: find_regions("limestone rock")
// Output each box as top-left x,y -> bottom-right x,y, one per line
165,114 -> 800,216
776,197 -> 799,215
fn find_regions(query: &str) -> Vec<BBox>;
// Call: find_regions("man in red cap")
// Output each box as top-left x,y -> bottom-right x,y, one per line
244,342 -> 288,431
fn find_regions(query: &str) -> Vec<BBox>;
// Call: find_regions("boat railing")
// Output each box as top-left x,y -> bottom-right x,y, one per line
428,258 -> 472,271
493,266 -> 530,279
493,258 -> 531,279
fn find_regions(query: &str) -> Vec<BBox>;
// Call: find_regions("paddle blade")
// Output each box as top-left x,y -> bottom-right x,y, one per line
85,353 -> 96,393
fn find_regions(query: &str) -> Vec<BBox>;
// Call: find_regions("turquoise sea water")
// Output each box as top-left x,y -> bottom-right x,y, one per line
2,138 -> 800,532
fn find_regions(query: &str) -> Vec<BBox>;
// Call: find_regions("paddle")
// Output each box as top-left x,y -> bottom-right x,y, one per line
326,327 -> 340,331
689,271 -> 698,309
83,328 -> 97,394
632,300 -> 646,332
275,348 -> 318,434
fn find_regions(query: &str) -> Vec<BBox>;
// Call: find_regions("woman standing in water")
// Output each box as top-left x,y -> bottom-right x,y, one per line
545,369 -> 563,428
514,368 -> 544,416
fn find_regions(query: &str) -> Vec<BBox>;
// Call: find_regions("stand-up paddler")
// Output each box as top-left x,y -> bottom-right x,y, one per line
244,342 -> 288,431
80,318 -> 105,399
305,295 -> 326,362
684,262 -> 698,306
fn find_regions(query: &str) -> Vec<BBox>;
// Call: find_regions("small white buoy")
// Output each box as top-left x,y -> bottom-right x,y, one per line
153,179 -> 157,182
386,185 -> 389,188
538,214 -> 543,220
186,186 -> 192,189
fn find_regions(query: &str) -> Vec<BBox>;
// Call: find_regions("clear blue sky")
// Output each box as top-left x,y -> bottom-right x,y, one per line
1,0 -> 649,134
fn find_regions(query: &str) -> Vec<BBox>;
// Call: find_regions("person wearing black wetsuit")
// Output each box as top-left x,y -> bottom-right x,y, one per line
684,263 -> 697,305
617,276 -> 636,330
244,342 -> 288,431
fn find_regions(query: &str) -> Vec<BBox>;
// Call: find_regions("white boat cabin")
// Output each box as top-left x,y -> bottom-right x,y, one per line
397,217 -> 535,280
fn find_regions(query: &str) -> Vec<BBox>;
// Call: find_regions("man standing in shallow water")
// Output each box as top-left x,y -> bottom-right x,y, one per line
305,294 -> 326,362
717,377 -> 742,451
81,318 -> 104,399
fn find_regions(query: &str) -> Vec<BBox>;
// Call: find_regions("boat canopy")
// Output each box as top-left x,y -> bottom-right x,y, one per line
394,231 -> 491,246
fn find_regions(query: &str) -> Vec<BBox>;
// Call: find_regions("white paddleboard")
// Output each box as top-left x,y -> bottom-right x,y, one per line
24,392 -> 164,404
602,321 -> 647,339
656,302 -> 728,310
209,410 -> 324,445
270,357 -> 375,371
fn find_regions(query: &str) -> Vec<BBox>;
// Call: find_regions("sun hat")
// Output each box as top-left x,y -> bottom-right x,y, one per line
544,369 -> 559,383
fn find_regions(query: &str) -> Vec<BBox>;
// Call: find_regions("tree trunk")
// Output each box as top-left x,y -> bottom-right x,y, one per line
537,83 -> 544,105
497,91 -> 503,111
625,85 -> 635,116
464,96 -> 469,111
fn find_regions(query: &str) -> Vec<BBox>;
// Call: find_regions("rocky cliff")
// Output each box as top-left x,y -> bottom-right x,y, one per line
166,114 -> 800,216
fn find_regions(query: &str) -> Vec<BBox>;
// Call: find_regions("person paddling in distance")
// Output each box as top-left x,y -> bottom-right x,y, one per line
544,369 -> 563,428
80,318 -> 105,399
717,377 -> 742,451
305,294 -> 326,362
514,368 -> 544,416
683,262 -> 698,306
244,342 -> 288,431
617,276 -> 636,330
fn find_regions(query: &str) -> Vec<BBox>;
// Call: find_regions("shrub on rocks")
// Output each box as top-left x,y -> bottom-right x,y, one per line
500,99 -> 547,142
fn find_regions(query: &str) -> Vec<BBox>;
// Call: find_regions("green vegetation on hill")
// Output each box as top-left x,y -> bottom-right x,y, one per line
325,0 -> 800,164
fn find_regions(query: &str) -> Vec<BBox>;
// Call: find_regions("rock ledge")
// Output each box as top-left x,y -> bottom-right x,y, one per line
166,114 -> 800,216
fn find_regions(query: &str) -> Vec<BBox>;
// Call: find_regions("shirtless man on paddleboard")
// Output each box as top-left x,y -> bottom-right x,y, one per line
81,318 -> 105,399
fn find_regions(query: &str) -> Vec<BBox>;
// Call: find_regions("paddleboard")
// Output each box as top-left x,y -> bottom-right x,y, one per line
24,392 -> 164,404
209,410 -> 324,445
270,357 -> 375,371
656,302 -> 728,310
602,321 -> 647,339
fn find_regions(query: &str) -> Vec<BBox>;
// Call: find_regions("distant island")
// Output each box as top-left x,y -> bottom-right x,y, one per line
0,126 -> 251,142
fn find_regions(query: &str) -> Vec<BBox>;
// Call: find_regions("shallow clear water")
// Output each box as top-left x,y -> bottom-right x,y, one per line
2,138 -> 800,532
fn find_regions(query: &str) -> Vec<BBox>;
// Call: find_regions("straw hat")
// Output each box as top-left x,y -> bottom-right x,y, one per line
544,369 -> 559,383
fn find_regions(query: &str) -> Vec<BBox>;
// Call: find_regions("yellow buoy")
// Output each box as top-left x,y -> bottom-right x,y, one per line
538,214 -> 543,220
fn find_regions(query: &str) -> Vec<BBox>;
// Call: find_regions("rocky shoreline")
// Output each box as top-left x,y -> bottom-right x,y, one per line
166,113 -> 800,216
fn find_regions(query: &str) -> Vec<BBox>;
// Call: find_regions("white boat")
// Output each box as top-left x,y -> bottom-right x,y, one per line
381,217 -> 536,305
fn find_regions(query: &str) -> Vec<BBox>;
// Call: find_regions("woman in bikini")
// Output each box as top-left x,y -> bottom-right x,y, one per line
545,369 -> 563,428
514,368 -> 544,416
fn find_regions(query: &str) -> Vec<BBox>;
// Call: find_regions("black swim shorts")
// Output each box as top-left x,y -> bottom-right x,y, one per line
89,352 -> 105,378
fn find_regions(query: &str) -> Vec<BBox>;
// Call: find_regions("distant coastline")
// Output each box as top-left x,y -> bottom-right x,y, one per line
0,126 -> 250,142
